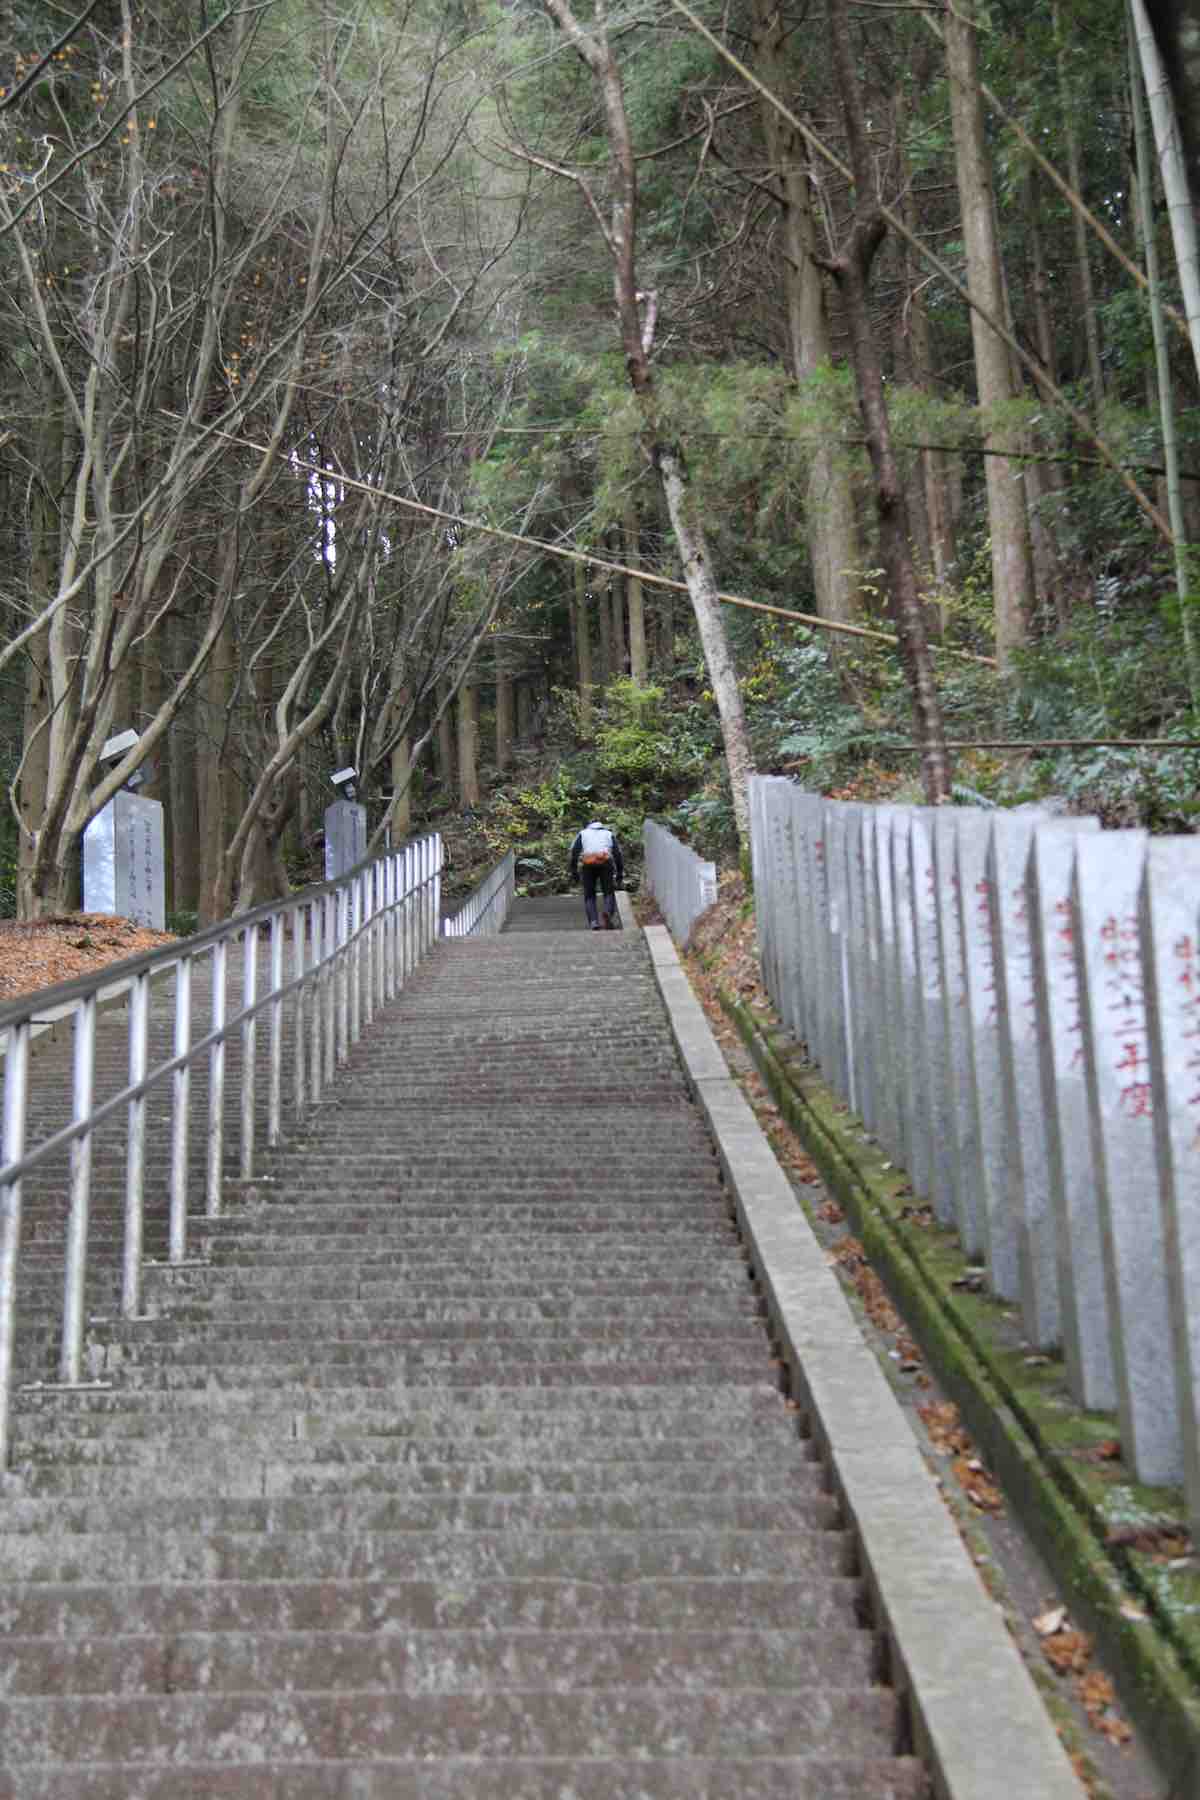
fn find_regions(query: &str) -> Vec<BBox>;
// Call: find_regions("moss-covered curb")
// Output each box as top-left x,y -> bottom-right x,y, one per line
719,984 -> 1200,1797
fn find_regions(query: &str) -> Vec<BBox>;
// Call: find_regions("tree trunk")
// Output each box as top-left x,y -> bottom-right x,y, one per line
390,734 -> 413,841
543,0 -> 755,852
574,561 -> 594,731
495,644 -> 514,773
17,403 -> 75,919
896,89 -> 956,603
827,0 -> 949,803
197,614 -> 237,925
1131,0 -> 1200,388
624,501 -> 648,684
943,0 -> 1036,667
610,542 -> 626,679
596,576 -> 612,694
1053,1 -> 1105,413
436,680 -> 455,789
457,680 -> 479,808
751,0 -> 864,640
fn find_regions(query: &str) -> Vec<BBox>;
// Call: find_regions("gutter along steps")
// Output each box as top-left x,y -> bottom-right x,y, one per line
2,927 -> 928,1797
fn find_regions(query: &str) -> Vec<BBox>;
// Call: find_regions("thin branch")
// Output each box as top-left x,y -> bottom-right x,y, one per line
200,418 -> 998,667
493,137 -> 614,254
0,0 -> 108,113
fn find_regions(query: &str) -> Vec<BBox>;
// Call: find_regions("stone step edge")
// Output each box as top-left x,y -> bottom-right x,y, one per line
643,922 -> 1081,1800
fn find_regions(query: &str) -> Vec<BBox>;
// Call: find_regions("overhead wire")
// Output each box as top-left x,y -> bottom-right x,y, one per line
204,419 -> 997,667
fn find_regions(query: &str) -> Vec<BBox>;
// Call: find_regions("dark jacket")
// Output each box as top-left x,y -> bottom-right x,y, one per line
569,824 -> 624,883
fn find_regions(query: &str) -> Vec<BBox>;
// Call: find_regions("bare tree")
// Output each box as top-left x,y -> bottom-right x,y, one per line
537,0 -> 755,853
0,0 -> 512,916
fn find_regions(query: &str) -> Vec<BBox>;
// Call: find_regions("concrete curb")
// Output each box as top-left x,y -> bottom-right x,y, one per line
642,924 -> 1083,1800
720,987 -> 1200,1799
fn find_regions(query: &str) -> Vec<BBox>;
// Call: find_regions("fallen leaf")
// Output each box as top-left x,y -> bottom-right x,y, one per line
1034,1605 -> 1068,1638
1042,1628 -> 1092,1676
951,1453 -> 1004,1513
1074,1667 -> 1133,1744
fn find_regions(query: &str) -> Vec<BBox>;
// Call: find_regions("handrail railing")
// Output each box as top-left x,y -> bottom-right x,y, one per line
443,850 -> 516,938
0,833 -> 444,1467
642,819 -> 717,946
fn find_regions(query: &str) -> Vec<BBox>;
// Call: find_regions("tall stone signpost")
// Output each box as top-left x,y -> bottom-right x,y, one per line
82,791 -> 166,931
324,798 -> 367,882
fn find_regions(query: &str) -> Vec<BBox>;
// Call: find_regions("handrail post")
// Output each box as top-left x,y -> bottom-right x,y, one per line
311,896 -> 325,1105
240,923 -> 259,1182
403,847 -> 415,981
169,955 -> 192,1263
350,875 -> 363,1048
61,995 -> 96,1377
0,1020 -> 30,1466
426,831 -> 437,943
207,939 -> 227,1217
323,891 -> 337,1087
268,912 -> 284,1148
293,901 -> 307,1128
122,970 -> 151,1320
362,868 -> 376,1032
383,856 -> 396,1002
336,887 -> 350,1066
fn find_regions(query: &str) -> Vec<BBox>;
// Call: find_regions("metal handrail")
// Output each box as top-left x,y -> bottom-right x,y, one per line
443,851 -> 516,939
0,834 -> 444,1467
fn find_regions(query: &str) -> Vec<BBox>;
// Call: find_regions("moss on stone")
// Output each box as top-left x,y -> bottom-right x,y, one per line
719,982 -> 1200,1793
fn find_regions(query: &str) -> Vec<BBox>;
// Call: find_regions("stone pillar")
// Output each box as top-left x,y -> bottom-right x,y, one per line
1027,820 -> 1114,1410
870,807 -> 905,1165
1074,829 -> 1181,1485
842,804 -> 875,1132
889,811 -> 931,1202
909,809 -> 955,1225
795,794 -> 830,1074
323,800 -> 366,881
1141,838 -> 1200,1529
955,812 -> 1018,1299
82,792 -> 166,930
934,809 -> 983,1256
988,813 -> 1061,1344
757,781 -> 798,1042
823,803 -> 854,1105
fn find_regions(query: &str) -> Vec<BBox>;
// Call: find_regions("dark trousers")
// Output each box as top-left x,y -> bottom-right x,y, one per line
581,862 -> 616,927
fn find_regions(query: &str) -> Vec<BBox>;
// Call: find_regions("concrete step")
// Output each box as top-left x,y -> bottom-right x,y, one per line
3,1757 -> 930,1800
2,1626 -> 877,1698
3,923 -> 933,1799
89,1353 -> 775,1394
7,1446 -> 821,1501
0,1489 -> 835,1541
86,1298 -> 766,1335
0,1525 -> 851,1586
0,1574 -> 863,1639
0,1687 -> 901,1767
16,1378 -> 792,1428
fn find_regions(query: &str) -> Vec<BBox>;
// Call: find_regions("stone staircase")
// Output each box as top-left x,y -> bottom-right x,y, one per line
1,919 -> 930,1797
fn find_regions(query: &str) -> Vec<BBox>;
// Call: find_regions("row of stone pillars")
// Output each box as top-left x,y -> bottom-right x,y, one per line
749,776 -> 1200,1535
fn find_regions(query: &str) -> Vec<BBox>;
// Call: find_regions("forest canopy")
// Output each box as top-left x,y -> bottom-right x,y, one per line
1,0 -> 1198,921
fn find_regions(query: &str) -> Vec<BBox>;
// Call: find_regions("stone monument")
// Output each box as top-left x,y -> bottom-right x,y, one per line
324,767 -> 367,881
82,731 -> 166,931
